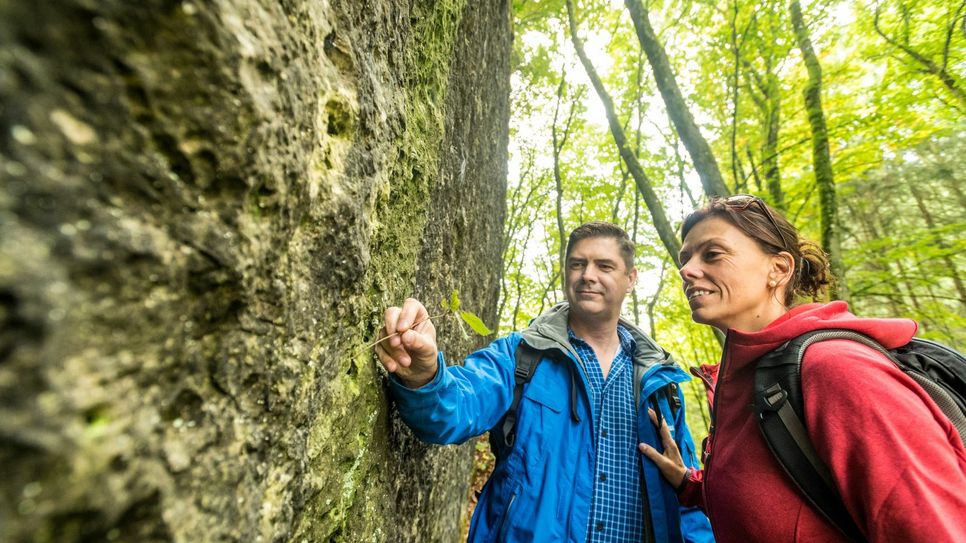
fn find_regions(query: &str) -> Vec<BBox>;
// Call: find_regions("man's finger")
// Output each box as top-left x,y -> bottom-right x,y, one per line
401,329 -> 434,358
376,334 -> 411,368
383,306 -> 403,347
374,343 -> 399,373
398,298 -> 427,333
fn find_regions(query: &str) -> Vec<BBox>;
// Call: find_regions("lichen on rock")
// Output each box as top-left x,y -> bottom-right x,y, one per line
0,0 -> 510,541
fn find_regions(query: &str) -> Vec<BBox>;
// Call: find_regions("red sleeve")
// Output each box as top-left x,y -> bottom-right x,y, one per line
676,467 -> 705,509
802,340 -> 966,542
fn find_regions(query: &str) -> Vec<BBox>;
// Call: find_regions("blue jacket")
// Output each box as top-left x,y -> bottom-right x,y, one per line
390,304 -> 714,542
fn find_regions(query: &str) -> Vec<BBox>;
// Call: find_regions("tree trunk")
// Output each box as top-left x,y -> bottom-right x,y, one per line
567,0 -> 682,263
645,260 -> 668,337
631,189 -> 642,326
730,0 -> 742,191
624,0 -> 731,199
761,69 -> 785,210
745,57 -> 785,208
552,74 -> 579,292
789,0 -> 848,301
0,0 -> 510,541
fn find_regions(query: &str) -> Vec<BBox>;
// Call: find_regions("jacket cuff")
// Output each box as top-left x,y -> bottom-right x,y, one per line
388,352 -> 446,392
676,467 -> 705,508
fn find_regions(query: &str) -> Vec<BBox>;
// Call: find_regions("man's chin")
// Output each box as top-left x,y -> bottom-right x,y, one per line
569,301 -> 610,319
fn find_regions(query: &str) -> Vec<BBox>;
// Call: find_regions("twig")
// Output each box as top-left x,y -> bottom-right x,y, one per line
367,313 -> 445,348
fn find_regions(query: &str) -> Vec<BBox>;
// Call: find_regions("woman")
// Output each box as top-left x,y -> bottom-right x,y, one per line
640,195 -> 966,542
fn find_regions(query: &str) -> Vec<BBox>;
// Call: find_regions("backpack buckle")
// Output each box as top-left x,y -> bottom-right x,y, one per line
760,383 -> 788,411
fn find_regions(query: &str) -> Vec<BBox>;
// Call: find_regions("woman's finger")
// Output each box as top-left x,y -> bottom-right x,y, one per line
639,443 -> 687,487
648,408 -> 679,452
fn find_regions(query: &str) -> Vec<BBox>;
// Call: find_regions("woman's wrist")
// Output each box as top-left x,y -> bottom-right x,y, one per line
675,467 -> 694,493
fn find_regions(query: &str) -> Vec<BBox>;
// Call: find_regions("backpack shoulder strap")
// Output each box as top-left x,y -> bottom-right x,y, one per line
497,341 -> 544,448
754,329 -> 870,542
490,341 -> 582,456
634,360 -> 645,409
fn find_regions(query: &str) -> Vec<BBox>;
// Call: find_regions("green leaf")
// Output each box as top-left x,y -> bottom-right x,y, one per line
450,290 -> 461,312
440,297 -> 449,311
459,310 -> 493,336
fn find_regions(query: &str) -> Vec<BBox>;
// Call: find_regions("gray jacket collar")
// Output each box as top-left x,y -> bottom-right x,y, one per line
519,302 -> 673,374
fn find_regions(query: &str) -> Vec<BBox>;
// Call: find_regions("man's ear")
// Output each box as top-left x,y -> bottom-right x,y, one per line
627,267 -> 638,292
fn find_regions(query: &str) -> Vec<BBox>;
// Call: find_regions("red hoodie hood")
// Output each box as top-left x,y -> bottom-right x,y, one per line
724,301 -> 917,371
690,302 -> 918,401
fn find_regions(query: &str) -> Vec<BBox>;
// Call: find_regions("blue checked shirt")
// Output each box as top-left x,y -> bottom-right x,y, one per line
569,325 -> 644,543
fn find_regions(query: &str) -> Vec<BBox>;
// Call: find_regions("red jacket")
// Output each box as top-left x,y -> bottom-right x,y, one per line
679,302 -> 966,542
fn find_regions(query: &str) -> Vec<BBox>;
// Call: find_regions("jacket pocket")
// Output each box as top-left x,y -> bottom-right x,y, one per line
514,376 -> 565,474
522,375 -> 564,413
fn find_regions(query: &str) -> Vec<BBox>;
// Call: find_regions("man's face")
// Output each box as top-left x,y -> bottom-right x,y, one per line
564,236 -> 637,323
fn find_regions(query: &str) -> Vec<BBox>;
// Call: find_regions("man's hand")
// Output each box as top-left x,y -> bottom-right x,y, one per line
374,298 -> 439,388
638,408 -> 688,489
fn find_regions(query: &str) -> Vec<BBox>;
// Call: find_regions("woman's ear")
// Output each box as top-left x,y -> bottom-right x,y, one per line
771,252 -> 795,286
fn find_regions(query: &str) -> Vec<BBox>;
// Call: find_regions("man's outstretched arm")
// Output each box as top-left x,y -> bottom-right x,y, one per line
373,297 -> 516,445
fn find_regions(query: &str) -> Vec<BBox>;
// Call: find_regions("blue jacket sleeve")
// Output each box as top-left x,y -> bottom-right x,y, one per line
671,385 -> 715,543
387,334 -> 518,445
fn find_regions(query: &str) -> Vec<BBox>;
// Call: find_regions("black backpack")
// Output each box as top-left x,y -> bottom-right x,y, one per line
754,330 -> 966,542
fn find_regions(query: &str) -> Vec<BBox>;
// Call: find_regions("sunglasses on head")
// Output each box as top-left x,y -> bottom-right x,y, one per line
721,194 -> 792,251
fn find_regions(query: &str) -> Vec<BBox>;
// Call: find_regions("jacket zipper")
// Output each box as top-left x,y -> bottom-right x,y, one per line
701,332 -> 731,542
689,365 -> 716,392
498,492 -> 517,541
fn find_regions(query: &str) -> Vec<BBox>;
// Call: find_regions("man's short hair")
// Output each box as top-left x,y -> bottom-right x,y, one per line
565,221 -> 636,272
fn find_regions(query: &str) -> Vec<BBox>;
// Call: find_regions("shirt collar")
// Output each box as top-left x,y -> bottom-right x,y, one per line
568,324 -> 637,355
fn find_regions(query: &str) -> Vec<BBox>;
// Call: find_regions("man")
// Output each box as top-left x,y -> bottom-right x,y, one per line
375,222 -> 713,542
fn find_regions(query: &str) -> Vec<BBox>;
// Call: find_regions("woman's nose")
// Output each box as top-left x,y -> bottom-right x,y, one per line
679,260 -> 700,281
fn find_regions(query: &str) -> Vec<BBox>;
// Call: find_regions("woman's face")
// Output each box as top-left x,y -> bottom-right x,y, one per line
678,217 -> 787,333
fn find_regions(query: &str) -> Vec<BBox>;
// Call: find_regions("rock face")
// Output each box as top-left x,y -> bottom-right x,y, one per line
0,0 -> 509,541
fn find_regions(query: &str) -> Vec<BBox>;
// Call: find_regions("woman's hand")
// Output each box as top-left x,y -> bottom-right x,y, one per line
638,408 -> 688,489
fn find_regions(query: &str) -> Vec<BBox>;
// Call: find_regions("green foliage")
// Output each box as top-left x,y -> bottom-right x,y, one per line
444,290 -> 494,338
502,0 -> 966,444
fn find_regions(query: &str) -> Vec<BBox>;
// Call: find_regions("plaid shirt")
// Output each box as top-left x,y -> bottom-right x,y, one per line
569,325 -> 644,543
